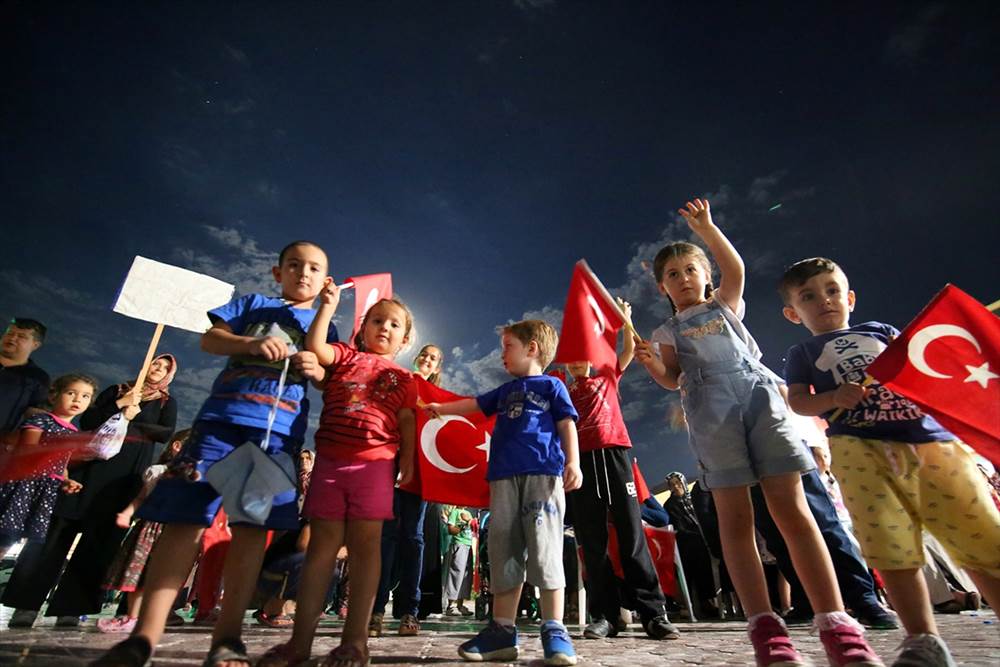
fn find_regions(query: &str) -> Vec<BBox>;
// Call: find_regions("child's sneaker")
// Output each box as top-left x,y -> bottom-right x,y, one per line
458,621 -> 519,661
540,621 -> 577,666
891,634 -> 957,667
97,616 -> 138,634
445,603 -> 461,616
7,609 -> 38,628
748,613 -> 806,666
817,613 -> 883,666
368,613 -> 384,637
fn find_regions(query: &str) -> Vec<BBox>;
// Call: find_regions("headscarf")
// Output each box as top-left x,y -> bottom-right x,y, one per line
117,353 -> 177,404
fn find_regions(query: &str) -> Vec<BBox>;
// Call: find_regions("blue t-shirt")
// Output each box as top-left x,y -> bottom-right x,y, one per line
196,294 -> 339,439
783,321 -> 952,443
476,375 -> 578,481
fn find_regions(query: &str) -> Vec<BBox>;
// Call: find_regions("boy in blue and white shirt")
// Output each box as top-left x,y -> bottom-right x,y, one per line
428,319 -> 581,666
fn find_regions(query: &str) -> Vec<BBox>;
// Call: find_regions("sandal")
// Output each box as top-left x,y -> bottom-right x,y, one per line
257,642 -> 311,667
321,644 -> 370,667
398,613 -> 420,636
202,637 -> 250,667
254,609 -> 295,628
90,636 -> 153,667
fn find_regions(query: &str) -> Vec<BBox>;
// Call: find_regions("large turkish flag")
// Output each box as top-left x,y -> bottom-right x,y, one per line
866,284 -> 1000,465
553,260 -> 625,373
345,273 -> 393,345
605,522 -> 678,598
409,378 -> 493,508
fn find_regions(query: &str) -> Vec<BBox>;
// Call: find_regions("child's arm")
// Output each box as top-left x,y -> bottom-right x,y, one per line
617,299 -> 636,371
425,398 -> 480,416
397,407 -> 416,487
679,198 -> 745,314
305,284 -> 342,367
202,322 -> 291,361
633,338 -> 682,390
786,382 -> 868,416
557,417 -> 582,491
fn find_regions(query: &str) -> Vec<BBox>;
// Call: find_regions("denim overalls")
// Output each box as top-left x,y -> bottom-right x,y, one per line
660,298 -> 813,489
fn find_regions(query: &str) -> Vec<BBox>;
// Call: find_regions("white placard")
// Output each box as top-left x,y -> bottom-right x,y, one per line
113,256 -> 235,333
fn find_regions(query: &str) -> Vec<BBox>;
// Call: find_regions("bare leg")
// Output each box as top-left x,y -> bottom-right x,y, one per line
539,587 -> 564,623
282,518 -> 346,660
132,523 -> 203,646
127,590 -> 143,618
210,525 -> 269,654
340,520 -> 384,652
760,473 -> 843,613
492,585 -> 525,622
712,485 -> 770,617
880,568 -> 936,636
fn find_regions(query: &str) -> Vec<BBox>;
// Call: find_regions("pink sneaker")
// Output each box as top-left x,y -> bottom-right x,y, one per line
818,618 -> 884,667
748,614 -> 806,666
97,616 -> 138,634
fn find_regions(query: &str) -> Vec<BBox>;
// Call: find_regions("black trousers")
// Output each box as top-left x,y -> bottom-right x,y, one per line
1,514 -> 126,616
567,446 -> 667,624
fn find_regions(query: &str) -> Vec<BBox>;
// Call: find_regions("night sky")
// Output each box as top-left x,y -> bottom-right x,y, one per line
4,2 -> 998,484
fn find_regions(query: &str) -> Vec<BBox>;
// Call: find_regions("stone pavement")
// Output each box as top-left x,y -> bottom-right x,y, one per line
0,610 -> 997,666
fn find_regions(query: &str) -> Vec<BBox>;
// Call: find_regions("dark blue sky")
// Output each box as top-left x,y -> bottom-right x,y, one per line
4,1 -> 998,483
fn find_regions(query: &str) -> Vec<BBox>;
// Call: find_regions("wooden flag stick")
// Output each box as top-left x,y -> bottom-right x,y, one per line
336,281 -> 355,290
132,323 -> 165,393
986,297 -> 1000,312
578,259 -> 644,341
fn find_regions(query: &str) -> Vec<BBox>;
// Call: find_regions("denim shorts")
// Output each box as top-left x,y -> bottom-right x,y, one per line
137,420 -> 300,530
681,367 -> 814,489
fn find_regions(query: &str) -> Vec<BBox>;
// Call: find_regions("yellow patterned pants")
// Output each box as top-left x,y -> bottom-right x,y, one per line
829,436 -> 1000,576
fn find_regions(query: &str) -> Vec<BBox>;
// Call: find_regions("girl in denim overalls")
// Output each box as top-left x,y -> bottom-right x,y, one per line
635,198 -> 883,667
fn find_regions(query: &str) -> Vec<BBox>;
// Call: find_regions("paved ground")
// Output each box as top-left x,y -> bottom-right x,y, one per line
0,609 -> 997,666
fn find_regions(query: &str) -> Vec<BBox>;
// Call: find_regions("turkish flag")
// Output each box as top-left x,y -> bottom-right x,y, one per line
411,377 -> 494,508
345,273 -> 393,345
554,260 -> 626,373
0,431 -> 92,483
866,284 -> 1000,465
605,522 -> 677,597
631,457 -> 651,503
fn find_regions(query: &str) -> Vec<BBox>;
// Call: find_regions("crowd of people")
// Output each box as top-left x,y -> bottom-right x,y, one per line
0,196 -> 997,667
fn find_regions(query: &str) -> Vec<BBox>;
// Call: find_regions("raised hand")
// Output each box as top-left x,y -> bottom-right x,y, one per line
320,279 -> 341,308
633,337 -> 658,366
678,198 -> 714,235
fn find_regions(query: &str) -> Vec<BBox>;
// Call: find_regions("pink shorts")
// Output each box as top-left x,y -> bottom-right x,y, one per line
304,456 -> 395,521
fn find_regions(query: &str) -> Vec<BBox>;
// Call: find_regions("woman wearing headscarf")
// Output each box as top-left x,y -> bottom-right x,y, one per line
3,354 -> 179,627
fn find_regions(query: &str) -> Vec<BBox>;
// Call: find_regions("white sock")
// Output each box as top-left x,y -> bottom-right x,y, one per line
747,611 -> 784,632
813,610 -> 861,631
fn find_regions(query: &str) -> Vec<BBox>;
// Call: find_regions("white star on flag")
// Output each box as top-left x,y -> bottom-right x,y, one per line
476,432 -> 491,461
963,361 -> 999,389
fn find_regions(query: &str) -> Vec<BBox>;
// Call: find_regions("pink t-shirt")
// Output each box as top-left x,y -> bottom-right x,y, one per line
567,365 -> 631,453
315,343 -> 417,462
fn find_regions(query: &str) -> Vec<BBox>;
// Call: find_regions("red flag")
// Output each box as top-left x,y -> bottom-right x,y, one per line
554,260 -> 625,373
345,273 -> 393,345
606,522 -> 677,597
631,457 -> 651,503
866,284 -> 1000,465
411,377 -> 494,508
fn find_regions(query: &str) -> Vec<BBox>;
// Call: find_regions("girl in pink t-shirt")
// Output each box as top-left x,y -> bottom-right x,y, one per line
260,290 -> 417,667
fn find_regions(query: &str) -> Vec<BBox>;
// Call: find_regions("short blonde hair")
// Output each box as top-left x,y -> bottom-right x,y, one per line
502,319 -> 559,369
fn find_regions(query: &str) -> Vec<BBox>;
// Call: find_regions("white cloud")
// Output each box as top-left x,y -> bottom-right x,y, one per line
884,4 -> 948,66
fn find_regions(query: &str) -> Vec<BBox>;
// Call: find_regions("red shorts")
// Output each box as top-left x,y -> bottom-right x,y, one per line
304,456 -> 395,521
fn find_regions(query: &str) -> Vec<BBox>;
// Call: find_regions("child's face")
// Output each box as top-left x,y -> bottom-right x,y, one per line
414,346 -> 442,379
52,381 -> 94,418
501,333 -> 537,377
363,302 -> 410,357
658,255 -> 711,311
566,361 -> 591,378
782,269 -> 855,335
271,243 -> 330,306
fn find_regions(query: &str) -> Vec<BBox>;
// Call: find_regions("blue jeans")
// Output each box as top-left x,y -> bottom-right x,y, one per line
373,489 -> 427,617
752,469 -> 879,613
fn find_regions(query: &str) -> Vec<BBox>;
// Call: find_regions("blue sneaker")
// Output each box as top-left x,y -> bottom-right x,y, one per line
541,621 -> 577,666
458,621 -> 519,661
